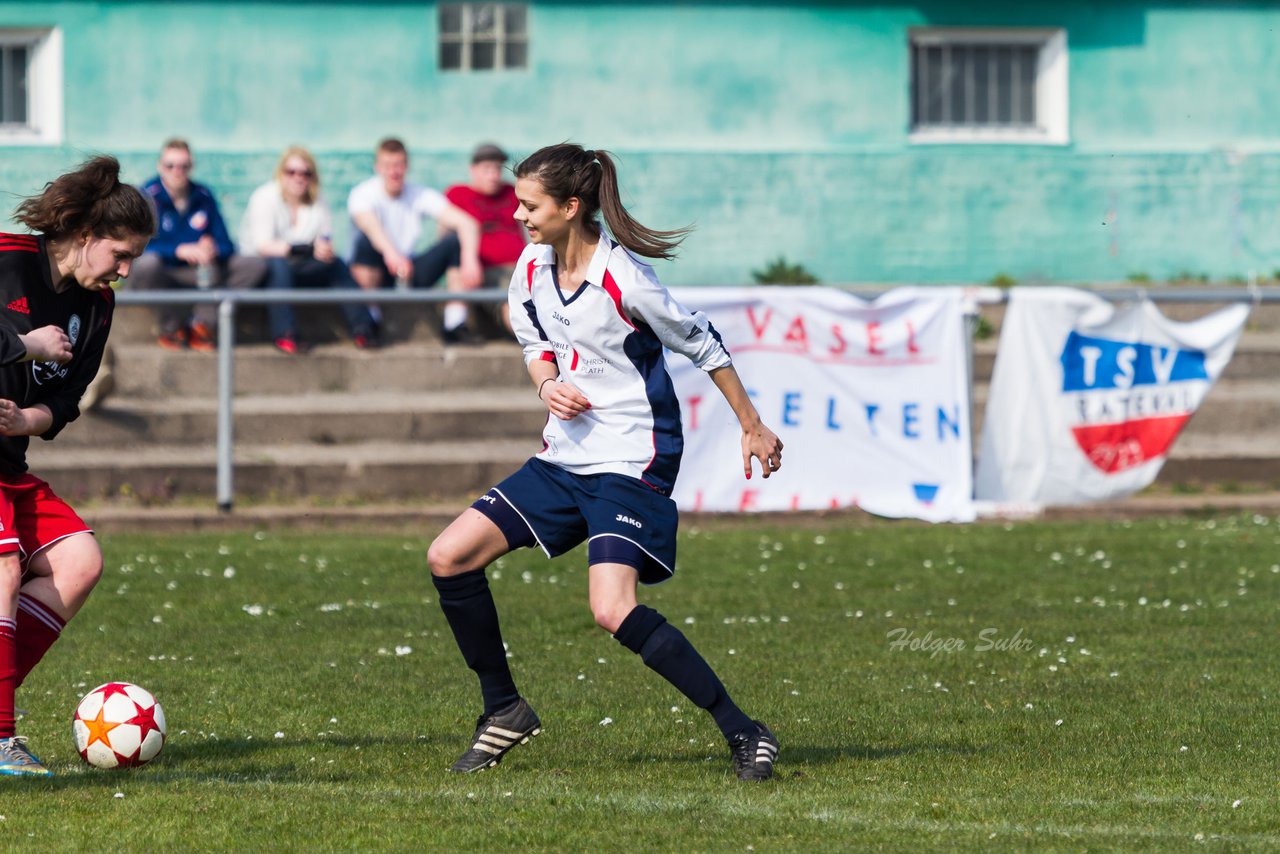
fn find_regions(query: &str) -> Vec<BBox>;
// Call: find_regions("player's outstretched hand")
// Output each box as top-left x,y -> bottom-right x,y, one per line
19,325 -> 72,364
741,422 -> 783,480
0,399 -> 30,436
544,381 -> 592,421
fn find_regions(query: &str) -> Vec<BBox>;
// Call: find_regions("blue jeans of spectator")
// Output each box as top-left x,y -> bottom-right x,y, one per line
349,231 -> 461,288
265,256 -> 375,340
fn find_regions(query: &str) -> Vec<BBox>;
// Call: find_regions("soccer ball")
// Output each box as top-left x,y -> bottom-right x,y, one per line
72,682 -> 167,769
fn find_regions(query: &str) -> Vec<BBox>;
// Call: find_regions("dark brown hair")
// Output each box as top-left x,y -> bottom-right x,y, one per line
515,143 -> 690,260
14,155 -> 156,240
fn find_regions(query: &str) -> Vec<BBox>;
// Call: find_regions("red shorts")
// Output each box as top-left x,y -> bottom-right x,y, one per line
0,473 -> 92,566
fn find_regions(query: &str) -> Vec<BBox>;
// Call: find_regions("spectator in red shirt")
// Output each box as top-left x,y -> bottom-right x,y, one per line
443,143 -> 527,336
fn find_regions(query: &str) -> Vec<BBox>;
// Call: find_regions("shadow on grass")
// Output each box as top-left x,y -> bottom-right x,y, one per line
784,740 -> 986,764
41,733 -> 441,789
624,740 -> 987,769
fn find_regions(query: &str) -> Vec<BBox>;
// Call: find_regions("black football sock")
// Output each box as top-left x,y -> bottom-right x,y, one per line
432,569 -> 520,715
614,605 -> 754,739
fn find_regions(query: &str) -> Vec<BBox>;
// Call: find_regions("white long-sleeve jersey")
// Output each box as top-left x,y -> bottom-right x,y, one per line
508,237 -> 732,494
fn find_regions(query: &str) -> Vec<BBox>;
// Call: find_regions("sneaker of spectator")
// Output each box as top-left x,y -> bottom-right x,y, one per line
273,335 -> 307,355
188,322 -> 216,353
157,327 -> 189,350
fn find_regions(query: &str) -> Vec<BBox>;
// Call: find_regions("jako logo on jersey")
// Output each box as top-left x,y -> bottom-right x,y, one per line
6,297 -> 28,314
615,514 -> 643,529
551,310 -> 571,326
1059,332 -> 1209,474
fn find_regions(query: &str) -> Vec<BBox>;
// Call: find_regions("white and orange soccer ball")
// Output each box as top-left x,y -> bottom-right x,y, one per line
72,682 -> 167,769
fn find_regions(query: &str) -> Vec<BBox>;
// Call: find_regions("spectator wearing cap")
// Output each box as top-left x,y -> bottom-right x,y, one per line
443,143 -> 527,335
346,137 -> 482,345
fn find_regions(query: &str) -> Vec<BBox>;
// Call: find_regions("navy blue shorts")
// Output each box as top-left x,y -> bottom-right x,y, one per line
472,457 -> 679,585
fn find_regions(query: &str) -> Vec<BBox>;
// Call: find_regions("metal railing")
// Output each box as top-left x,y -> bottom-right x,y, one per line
112,284 -> 1280,512
115,287 -> 508,511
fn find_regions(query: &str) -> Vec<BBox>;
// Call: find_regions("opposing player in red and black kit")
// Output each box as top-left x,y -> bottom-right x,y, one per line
0,156 -> 155,777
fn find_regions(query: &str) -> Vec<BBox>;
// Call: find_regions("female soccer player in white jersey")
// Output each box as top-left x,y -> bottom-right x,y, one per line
0,157 -> 155,776
428,143 -> 784,781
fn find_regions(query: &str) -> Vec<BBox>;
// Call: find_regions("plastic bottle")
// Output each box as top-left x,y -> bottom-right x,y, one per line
195,263 -> 214,289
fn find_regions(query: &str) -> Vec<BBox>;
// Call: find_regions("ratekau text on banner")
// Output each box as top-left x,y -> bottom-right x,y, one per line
667,286 -> 975,522
974,288 -> 1249,506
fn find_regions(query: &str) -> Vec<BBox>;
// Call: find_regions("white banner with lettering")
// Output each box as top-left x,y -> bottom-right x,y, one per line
974,288 -> 1249,506
667,287 -> 975,522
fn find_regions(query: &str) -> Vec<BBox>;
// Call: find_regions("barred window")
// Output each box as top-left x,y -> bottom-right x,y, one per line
909,28 -> 1067,144
0,42 -> 28,126
439,3 -> 528,71
0,28 -> 61,144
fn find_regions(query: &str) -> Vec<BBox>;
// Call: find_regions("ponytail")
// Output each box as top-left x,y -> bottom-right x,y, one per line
14,155 -> 156,241
515,143 -> 691,260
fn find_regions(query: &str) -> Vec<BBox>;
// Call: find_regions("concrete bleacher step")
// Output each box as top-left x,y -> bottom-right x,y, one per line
109,340 -> 527,399
23,306 -> 1280,507
44,390 -> 548,447
29,439 -> 536,504
1158,454 -> 1280,488
969,379 -> 1280,438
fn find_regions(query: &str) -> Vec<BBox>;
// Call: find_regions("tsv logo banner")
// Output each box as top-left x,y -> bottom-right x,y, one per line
667,287 -> 975,522
975,288 -> 1249,507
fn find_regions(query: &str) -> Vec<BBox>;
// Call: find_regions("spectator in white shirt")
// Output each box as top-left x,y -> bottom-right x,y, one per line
347,138 -> 483,345
240,147 -> 378,352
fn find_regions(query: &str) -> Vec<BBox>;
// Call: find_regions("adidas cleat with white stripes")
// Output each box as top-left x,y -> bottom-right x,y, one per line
449,697 -> 542,773
728,721 -> 778,781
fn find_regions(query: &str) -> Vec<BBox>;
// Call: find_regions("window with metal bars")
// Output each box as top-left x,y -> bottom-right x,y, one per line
909,28 -> 1068,144
0,41 -> 30,128
439,3 -> 528,71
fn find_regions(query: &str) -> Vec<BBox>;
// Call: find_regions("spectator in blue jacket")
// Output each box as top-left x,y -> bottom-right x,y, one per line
129,139 -> 266,351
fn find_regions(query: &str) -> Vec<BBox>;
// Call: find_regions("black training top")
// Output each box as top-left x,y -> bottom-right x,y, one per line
0,232 -> 113,476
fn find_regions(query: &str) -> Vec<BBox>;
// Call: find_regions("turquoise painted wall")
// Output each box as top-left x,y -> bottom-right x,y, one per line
1,1 -> 1278,284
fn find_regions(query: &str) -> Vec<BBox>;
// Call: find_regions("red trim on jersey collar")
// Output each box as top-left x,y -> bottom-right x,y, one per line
601,271 -> 634,330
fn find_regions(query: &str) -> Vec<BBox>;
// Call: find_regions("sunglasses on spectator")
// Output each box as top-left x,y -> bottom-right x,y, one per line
161,161 -> 193,171
284,168 -> 314,178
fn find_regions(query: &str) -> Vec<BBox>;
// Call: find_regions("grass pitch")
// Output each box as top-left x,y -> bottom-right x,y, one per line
2,514 -> 1278,851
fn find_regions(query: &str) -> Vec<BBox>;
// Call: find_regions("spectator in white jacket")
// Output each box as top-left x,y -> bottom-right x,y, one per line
240,147 -> 377,352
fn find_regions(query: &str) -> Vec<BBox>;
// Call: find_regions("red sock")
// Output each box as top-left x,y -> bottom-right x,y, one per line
15,595 -> 65,688
0,618 -> 16,739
